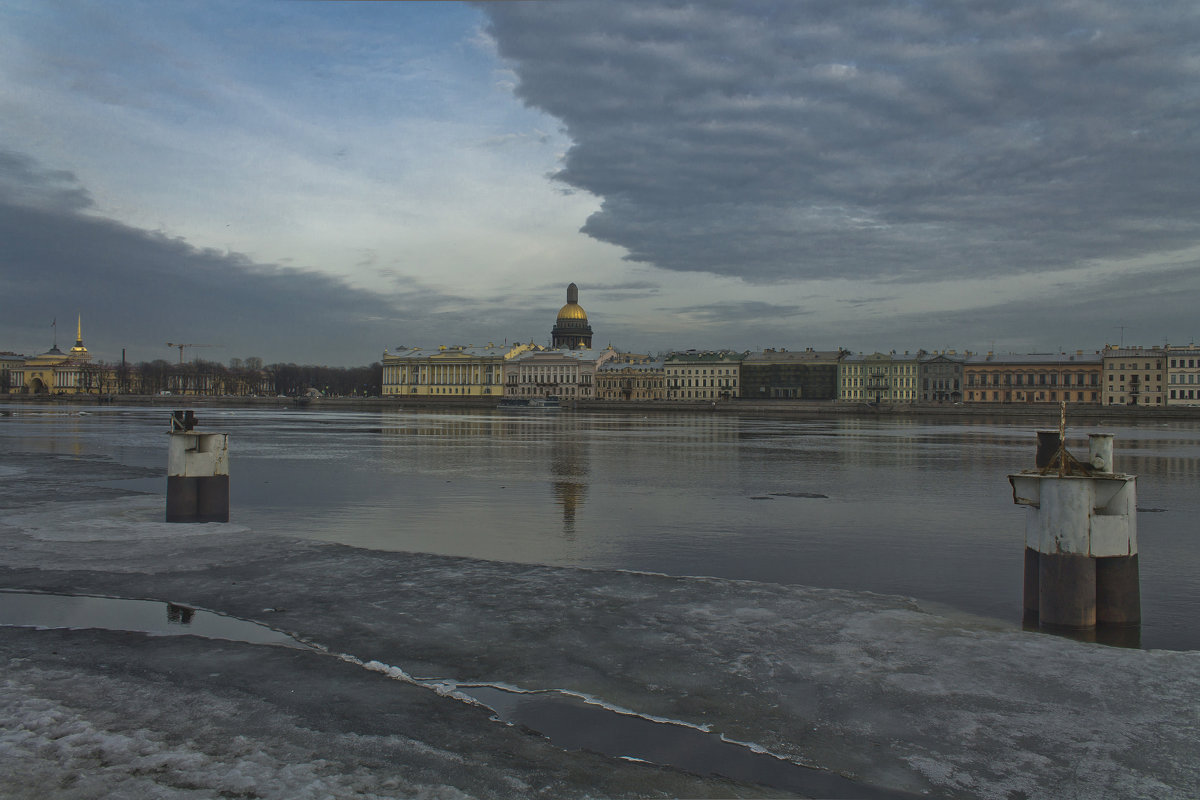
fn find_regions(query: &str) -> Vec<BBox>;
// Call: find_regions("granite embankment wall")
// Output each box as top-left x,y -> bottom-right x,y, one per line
3,393 -> 1200,423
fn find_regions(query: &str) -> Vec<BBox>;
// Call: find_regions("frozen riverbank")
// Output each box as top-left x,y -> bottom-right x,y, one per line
2,494 -> 1198,798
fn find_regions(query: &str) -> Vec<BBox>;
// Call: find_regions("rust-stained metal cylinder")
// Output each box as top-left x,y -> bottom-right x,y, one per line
166,412 -> 229,523
1035,430 -> 1061,469
1011,431 -> 1140,636
1096,554 -> 1141,625
1023,547 -> 1040,622
1038,553 -> 1097,629
165,475 -> 198,522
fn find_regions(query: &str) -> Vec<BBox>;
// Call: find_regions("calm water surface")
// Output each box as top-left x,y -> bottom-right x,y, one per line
3,406 -> 1198,650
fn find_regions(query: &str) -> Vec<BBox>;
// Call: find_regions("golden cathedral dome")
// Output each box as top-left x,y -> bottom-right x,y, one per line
556,282 -> 588,323
551,283 -> 594,350
557,301 -> 589,322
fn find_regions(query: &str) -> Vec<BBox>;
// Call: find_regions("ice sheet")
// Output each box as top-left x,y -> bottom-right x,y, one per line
1,496 -> 1198,798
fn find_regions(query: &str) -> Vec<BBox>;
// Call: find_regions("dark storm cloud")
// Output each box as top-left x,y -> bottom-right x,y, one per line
0,153 -> 424,365
670,300 -> 808,323
855,260 -> 1200,353
0,151 -> 94,214
843,296 -> 897,308
482,1 -> 1200,282
574,281 -> 663,302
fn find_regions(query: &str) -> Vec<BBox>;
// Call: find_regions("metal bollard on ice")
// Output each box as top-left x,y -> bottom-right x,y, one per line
165,410 -> 230,523
1008,410 -> 1139,631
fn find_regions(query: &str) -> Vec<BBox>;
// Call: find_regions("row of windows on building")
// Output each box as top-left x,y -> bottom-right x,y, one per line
967,391 -> 1100,403
967,373 -> 1098,387
379,345 -> 1200,406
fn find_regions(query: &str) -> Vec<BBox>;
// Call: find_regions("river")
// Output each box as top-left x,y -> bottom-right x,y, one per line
3,404 -> 1197,650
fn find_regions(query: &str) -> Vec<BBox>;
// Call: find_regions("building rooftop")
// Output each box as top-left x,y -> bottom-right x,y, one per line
1102,345 -> 1166,357
384,343 -> 534,359
665,350 -> 747,362
743,348 -> 843,363
964,352 -> 1102,366
512,348 -> 614,364
842,351 -> 922,363
598,360 -> 663,372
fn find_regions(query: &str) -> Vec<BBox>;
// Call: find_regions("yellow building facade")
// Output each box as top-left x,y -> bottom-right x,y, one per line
838,352 -> 920,403
381,343 -> 539,398
4,318 -> 116,395
1101,346 -> 1165,407
595,355 -> 666,401
664,350 -> 743,401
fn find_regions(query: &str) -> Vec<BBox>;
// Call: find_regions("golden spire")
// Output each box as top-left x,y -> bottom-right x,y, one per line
69,314 -> 90,359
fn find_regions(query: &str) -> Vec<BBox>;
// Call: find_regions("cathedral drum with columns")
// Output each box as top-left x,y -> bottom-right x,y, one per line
551,283 -> 593,350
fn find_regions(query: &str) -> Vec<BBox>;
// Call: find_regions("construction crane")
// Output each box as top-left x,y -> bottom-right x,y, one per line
166,343 -> 218,364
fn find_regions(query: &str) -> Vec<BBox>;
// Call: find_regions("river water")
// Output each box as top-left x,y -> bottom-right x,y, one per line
2,405 -> 1197,650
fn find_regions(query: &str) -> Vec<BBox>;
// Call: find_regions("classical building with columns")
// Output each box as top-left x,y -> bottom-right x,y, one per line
4,317 -> 115,395
504,347 -> 617,401
380,342 -> 539,399
595,353 -> 665,401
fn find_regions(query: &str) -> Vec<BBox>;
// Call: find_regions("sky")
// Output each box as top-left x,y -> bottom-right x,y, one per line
4,0 -> 1200,366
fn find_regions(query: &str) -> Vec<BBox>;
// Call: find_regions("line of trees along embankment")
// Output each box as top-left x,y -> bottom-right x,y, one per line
0,360 -> 383,398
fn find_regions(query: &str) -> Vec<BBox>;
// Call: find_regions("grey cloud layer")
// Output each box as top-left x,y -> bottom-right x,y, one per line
0,153 -> 618,361
0,153 -> 418,364
483,1 -> 1200,281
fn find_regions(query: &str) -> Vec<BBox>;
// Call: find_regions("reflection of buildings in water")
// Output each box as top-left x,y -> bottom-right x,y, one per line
551,435 -> 588,537
5,412 -> 90,457
380,409 -> 565,443
166,603 -> 195,625
552,480 -> 585,537
630,414 -> 744,471
377,409 -> 592,535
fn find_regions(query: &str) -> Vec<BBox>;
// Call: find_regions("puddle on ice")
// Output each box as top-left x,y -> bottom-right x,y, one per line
0,590 -> 913,798
453,684 -> 912,799
0,590 -> 308,649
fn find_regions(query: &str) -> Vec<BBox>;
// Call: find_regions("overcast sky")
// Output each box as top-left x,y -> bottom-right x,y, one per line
4,1 -> 1200,366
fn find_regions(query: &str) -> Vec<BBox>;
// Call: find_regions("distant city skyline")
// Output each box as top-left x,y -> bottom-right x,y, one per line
4,1 -> 1200,366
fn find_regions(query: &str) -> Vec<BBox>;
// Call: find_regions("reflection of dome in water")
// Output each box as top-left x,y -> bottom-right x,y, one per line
551,283 -> 593,349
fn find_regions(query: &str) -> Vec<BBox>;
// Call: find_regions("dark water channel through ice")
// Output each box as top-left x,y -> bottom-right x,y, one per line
4,405 -> 1198,649
0,590 -> 913,798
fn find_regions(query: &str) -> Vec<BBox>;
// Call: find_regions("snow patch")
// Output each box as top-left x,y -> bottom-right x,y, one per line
0,677 -> 470,800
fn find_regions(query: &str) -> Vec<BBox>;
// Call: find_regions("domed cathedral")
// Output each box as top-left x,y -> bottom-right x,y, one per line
12,316 -> 97,395
551,283 -> 593,350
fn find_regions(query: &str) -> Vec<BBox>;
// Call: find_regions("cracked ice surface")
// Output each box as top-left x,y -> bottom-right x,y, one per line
2,496 -> 1199,799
